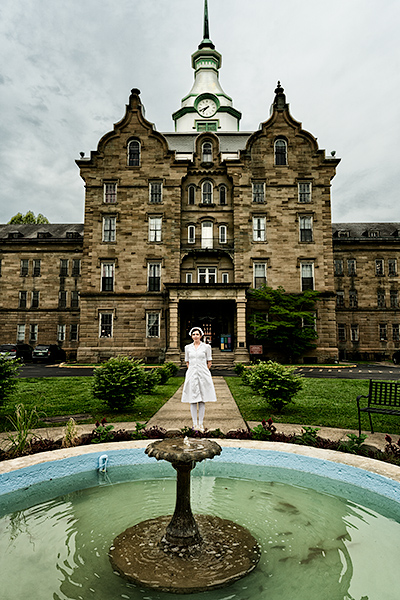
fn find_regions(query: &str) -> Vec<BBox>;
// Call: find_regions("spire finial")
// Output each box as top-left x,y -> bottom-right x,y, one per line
198,0 -> 215,49
204,0 -> 210,40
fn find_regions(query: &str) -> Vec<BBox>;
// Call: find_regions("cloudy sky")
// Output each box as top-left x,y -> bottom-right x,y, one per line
0,0 -> 399,224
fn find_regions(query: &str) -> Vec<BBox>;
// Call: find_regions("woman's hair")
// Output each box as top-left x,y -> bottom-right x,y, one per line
189,327 -> 204,337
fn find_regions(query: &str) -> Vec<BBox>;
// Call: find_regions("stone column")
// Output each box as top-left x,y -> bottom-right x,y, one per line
165,296 -> 181,365
234,291 -> 250,364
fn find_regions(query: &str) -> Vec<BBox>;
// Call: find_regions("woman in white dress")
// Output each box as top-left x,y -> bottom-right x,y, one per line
181,327 -> 217,431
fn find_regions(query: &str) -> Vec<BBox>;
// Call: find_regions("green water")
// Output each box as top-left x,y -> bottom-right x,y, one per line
1,471 -> 399,600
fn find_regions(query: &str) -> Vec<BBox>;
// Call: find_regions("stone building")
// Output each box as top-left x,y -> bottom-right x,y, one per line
333,223 -> 400,361
0,4 -> 397,364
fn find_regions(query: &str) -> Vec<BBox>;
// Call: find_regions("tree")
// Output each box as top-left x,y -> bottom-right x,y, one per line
248,286 -> 320,362
8,211 -> 49,224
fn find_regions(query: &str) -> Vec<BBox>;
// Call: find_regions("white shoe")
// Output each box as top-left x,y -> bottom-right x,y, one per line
198,424 -> 205,432
192,423 -> 198,429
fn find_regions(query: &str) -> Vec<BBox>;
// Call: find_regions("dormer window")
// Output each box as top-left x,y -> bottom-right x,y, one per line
37,231 -> 51,239
274,138 -> 287,166
337,230 -> 350,238
8,232 -> 23,239
202,141 -> 212,163
369,230 -> 379,238
128,140 -> 140,166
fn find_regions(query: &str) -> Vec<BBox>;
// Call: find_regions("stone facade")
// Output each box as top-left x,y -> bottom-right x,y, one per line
333,223 -> 400,361
0,224 -> 83,359
1,18 -> 397,365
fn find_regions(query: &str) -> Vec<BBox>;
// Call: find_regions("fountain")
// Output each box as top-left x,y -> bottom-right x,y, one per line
109,437 -> 261,593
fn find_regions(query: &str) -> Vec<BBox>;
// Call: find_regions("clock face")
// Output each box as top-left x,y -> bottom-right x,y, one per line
197,98 -> 217,117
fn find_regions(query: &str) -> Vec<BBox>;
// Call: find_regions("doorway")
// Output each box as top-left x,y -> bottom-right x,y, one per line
180,300 -> 235,350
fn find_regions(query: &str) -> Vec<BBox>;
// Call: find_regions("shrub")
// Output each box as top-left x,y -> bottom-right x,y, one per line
248,360 -> 303,412
0,356 -> 21,406
142,368 -> 162,394
92,357 -> 145,412
6,404 -> 41,457
164,362 -> 179,377
234,362 -> 246,376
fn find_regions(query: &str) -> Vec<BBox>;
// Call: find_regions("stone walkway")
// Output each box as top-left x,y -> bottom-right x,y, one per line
0,376 -> 396,452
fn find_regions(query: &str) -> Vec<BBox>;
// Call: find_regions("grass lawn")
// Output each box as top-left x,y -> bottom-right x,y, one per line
226,377 -> 400,436
0,376 -> 184,432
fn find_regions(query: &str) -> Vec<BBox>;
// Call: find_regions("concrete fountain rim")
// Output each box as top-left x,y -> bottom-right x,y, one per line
1,439 -> 399,484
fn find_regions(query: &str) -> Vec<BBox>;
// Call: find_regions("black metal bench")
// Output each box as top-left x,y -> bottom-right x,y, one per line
357,380 -> 400,435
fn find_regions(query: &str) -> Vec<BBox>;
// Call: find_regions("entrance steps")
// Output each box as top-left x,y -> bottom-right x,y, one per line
180,348 -> 235,370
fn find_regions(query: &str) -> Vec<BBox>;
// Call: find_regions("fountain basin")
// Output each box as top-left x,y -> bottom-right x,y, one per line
1,441 -> 400,600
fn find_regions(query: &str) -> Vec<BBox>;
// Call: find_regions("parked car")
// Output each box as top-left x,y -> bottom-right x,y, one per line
32,344 -> 66,363
0,343 -> 33,361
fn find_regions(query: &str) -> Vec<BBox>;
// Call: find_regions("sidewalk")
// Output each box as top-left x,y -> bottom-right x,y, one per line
0,376 -> 395,452
146,376 -> 246,432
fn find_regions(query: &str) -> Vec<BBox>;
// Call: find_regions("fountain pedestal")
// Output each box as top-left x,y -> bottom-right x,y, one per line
109,438 -> 261,593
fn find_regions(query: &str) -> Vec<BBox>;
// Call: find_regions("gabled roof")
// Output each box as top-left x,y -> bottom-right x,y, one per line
332,223 -> 400,239
0,224 -> 84,242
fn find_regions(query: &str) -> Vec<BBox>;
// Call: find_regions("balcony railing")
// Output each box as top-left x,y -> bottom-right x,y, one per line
181,237 -> 234,252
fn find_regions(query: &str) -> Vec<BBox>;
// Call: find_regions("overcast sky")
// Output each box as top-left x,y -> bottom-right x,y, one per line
1,0 -> 399,224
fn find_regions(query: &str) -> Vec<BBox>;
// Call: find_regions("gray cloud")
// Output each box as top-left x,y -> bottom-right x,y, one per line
0,0 -> 399,224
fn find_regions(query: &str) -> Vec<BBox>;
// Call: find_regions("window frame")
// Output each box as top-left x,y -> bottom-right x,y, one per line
198,267 -> 217,284
70,323 -> 79,342
390,290 -> 398,309
127,139 -> 140,167
29,323 -> 38,342
57,324 -> 66,342
60,259 -> 68,277
375,259 -> 384,276
274,138 -> 287,166
347,259 -> 357,276
101,262 -> 115,292
102,216 -> 116,243
201,141 -> 213,163
148,216 -> 162,242
188,225 -> 196,244
350,324 -> 360,343
31,290 -> 39,309
388,259 -> 397,276
58,290 -> 67,309
72,259 -> 81,277
149,181 -> 163,204
147,262 -> 161,292
222,272 -> 229,284
186,273 -> 193,284
18,290 -> 27,309
334,259 -> 344,276
16,324 -> 26,343
379,323 -> 387,341
20,259 -> 29,277
336,291 -> 345,308
253,263 -> 267,289
300,262 -> 315,291
299,215 -> 313,242
146,312 -> 161,338
219,185 -> 227,205
99,313 -> 113,338
104,182 -> 117,204
377,290 -> 386,308
188,185 -> 196,205
252,216 -> 266,242
252,182 -> 265,204
338,324 -> 346,342
201,220 -> 213,249
201,180 -> 213,204
219,224 -> 227,244
349,289 -> 358,309
298,181 -> 312,203
33,259 -> 41,277
393,323 -> 400,342
71,290 -> 79,308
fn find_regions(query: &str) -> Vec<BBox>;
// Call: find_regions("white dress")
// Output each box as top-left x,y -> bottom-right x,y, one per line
181,342 -> 217,404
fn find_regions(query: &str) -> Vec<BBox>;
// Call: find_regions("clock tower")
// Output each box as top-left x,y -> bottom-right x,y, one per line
172,0 -> 241,132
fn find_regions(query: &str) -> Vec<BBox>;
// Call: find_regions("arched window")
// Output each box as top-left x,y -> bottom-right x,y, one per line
274,139 -> 287,166
128,140 -> 140,166
202,141 -> 212,163
219,185 -> 227,205
201,221 -> 213,249
202,180 -> 213,204
188,185 -> 196,205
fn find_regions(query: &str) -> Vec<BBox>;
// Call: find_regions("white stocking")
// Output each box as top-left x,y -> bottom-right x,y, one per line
190,403 -> 198,426
198,402 -> 205,426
